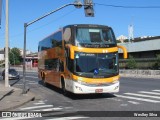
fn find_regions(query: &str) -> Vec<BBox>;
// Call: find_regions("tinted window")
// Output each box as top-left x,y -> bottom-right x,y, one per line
38,38 -> 52,51
45,59 -> 59,71
51,31 -> 62,47
38,31 -> 62,52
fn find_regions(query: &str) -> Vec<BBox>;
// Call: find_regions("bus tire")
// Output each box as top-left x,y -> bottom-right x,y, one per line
42,73 -> 47,86
61,78 -> 68,96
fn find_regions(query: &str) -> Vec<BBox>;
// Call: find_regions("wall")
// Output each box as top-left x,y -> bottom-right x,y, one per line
0,54 -> 4,61
120,69 -> 160,78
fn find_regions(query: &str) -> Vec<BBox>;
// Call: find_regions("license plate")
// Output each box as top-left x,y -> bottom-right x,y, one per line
95,89 -> 103,93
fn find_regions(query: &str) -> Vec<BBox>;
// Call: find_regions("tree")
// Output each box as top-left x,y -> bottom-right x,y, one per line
116,40 -> 121,43
9,47 -> 21,65
126,55 -> 137,69
124,39 -> 129,43
156,54 -> 160,67
153,54 -> 160,70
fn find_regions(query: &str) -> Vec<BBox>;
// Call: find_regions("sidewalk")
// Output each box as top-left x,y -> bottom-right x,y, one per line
0,81 -> 35,111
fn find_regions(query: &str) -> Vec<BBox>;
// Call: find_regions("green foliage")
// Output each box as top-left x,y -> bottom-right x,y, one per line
9,47 -> 21,65
153,54 -> 160,69
124,39 -> 129,43
156,54 -> 160,66
0,60 -> 5,67
116,40 -> 121,43
126,55 -> 137,69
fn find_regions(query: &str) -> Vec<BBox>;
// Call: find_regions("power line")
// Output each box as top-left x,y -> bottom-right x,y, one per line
95,3 -> 160,8
28,8 -> 77,33
0,8 -> 77,40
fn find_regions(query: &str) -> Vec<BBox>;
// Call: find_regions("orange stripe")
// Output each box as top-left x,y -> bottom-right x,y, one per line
66,44 -> 118,59
73,46 -> 118,53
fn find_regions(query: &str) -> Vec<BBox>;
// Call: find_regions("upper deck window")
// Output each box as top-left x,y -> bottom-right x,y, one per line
76,28 -> 116,45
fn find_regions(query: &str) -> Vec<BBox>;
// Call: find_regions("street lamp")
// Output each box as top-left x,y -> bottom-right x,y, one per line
22,2 -> 83,94
22,0 -> 95,94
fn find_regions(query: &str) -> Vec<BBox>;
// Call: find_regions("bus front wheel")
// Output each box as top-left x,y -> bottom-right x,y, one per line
61,78 -> 68,96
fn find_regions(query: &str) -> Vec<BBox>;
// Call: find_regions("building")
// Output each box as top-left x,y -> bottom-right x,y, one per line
118,36 -> 160,58
118,36 -> 160,69
0,48 -> 4,61
24,52 -> 38,68
19,48 -> 32,56
117,35 -> 128,43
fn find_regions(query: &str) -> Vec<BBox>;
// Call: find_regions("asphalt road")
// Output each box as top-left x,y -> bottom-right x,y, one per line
5,71 -> 160,120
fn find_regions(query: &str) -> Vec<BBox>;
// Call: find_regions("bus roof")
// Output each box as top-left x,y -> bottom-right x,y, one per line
64,24 -> 111,29
39,24 -> 111,43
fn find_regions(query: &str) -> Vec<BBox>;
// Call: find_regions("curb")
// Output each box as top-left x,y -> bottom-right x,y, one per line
0,91 -> 35,111
0,89 -> 14,101
120,74 -> 160,79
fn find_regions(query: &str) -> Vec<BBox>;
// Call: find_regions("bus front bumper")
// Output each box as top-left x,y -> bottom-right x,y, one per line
65,80 -> 119,94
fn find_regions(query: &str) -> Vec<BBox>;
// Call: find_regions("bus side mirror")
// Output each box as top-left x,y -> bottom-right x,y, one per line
117,45 -> 128,59
63,28 -> 71,42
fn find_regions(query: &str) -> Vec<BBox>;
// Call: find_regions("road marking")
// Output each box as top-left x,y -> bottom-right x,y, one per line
33,107 -> 63,111
128,101 -> 140,105
34,102 -> 45,105
124,93 -> 160,99
115,94 -> 160,103
20,105 -> 53,110
28,82 -> 38,84
15,82 -> 38,86
26,76 -> 38,79
152,90 -> 160,92
139,91 -> 160,95
64,107 -> 73,109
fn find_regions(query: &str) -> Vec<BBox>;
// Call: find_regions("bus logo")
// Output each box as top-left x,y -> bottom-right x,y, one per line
94,69 -> 99,75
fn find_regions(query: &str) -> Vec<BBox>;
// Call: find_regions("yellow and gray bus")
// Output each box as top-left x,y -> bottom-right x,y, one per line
38,24 -> 127,94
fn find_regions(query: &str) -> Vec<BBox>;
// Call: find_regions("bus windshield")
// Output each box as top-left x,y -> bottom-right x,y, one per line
75,52 -> 118,77
76,28 -> 116,45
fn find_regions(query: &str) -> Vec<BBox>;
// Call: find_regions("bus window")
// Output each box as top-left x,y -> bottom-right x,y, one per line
51,31 -> 62,48
45,59 -> 59,71
76,28 -> 116,45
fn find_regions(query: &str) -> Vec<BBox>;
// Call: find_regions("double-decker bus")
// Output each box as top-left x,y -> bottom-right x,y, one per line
38,24 -> 127,94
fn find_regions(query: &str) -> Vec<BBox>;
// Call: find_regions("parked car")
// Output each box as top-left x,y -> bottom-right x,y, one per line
2,69 -> 20,80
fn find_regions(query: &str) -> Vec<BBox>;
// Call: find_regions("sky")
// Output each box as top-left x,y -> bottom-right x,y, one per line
0,0 -> 160,52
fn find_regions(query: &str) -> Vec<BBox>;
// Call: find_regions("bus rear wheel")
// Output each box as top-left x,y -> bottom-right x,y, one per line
41,73 -> 47,86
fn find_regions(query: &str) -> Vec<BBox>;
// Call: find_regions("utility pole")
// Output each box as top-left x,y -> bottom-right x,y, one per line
0,0 -> 2,28
5,0 -> 9,87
